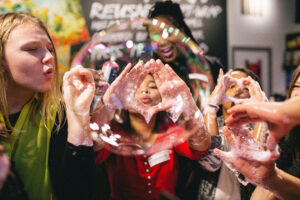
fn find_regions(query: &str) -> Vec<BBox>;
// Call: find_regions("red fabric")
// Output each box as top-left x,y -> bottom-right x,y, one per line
95,125 -> 208,200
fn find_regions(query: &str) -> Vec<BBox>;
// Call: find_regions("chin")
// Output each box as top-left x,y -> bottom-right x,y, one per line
37,85 -> 52,93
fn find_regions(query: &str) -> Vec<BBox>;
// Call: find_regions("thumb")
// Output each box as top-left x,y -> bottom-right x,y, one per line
266,134 -> 278,153
214,148 -> 235,164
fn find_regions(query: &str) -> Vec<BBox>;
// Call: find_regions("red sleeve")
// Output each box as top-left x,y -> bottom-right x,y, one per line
94,148 -> 112,164
174,140 -> 208,160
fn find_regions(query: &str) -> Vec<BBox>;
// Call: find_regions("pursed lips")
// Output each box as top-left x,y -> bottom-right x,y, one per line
44,66 -> 53,78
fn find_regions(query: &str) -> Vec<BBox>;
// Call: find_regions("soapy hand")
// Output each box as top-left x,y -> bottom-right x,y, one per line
214,126 -> 279,186
147,59 -> 199,122
102,60 -> 170,123
63,65 -> 95,117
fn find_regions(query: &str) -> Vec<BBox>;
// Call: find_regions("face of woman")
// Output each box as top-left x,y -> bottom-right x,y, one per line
135,74 -> 162,107
291,76 -> 300,98
225,71 -> 250,99
4,22 -> 55,94
222,71 -> 251,117
148,16 -> 179,63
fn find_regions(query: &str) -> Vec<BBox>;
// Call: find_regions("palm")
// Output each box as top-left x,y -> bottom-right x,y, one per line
214,126 -> 279,186
148,60 -> 198,122
103,61 -> 164,123
63,66 -> 95,116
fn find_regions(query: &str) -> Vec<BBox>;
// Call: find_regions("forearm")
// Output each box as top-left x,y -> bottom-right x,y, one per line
66,111 -> 93,146
281,97 -> 300,126
251,186 -> 277,200
263,168 -> 300,200
204,111 -> 219,135
188,126 -> 211,151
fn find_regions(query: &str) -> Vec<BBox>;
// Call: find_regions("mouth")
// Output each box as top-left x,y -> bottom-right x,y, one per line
140,97 -> 152,104
159,45 -> 174,59
44,66 -> 53,78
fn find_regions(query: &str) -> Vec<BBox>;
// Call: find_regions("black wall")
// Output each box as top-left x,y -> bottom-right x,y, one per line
79,0 -> 228,66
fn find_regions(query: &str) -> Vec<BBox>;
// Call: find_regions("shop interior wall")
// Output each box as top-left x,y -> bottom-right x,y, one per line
227,0 -> 300,96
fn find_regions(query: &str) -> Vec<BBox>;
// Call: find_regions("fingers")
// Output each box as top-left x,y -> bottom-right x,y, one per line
225,110 -> 262,127
214,148 -> 234,164
129,60 -> 147,86
266,135 -> 278,152
112,63 -> 132,85
217,68 -> 224,80
222,126 -> 234,146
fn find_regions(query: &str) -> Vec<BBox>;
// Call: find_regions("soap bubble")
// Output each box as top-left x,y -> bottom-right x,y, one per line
72,18 -> 214,156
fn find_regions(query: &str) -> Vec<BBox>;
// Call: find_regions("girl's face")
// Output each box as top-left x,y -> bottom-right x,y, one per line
225,71 -> 250,99
148,16 -> 179,63
135,74 -> 162,107
223,71 -> 250,117
4,22 -> 55,94
291,76 -> 300,98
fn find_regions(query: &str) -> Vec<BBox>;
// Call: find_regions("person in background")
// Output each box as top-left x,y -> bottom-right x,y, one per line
147,0 -> 226,109
190,68 -> 265,200
0,12 -> 94,200
222,69 -> 300,199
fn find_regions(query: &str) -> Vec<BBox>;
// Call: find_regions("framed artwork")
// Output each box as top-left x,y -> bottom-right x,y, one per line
232,46 -> 272,97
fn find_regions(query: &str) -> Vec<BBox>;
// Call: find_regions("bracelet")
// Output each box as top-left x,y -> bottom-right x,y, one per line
207,103 -> 220,111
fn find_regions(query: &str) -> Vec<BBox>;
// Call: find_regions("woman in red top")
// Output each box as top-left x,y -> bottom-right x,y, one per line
92,59 -> 211,199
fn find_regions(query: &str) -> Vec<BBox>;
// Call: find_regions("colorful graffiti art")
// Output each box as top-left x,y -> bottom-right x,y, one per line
0,0 -> 90,77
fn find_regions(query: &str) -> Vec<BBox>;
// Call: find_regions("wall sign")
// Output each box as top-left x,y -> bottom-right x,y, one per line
80,0 -> 227,66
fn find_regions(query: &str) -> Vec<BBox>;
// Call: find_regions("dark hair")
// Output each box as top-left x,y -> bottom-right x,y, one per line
278,65 -> 300,167
111,110 -> 169,134
233,67 -> 262,87
287,65 -> 300,98
148,0 -> 198,44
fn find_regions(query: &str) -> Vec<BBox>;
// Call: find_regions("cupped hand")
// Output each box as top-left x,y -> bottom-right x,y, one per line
102,60 -> 168,123
63,65 -> 95,117
225,102 -> 294,151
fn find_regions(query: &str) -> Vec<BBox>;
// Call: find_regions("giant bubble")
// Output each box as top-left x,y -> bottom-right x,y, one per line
71,17 -> 215,156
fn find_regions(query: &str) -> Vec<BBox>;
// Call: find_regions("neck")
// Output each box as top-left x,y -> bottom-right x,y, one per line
6,81 -> 35,114
129,111 -> 157,143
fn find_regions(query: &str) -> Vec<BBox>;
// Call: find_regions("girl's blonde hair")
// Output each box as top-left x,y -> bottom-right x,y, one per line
0,12 -> 64,135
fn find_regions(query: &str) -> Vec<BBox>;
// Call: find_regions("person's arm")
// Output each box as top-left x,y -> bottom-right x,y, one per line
63,65 -> 95,146
261,168 -> 300,200
203,68 -> 225,135
251,186 -> 278,200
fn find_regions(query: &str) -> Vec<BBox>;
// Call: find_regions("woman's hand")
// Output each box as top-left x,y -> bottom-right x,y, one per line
214,126 -> 279,185
63,65 -> 95,117
148,59 -> 199,122
225,100 -> 299,151
63,65 -> 95,146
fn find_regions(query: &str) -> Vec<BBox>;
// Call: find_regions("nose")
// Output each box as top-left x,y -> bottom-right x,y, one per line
42,48 -> 54,65
141,89 -> 149,95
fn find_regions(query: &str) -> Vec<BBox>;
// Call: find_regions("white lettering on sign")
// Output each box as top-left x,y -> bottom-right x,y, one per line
89,2 -> 152,20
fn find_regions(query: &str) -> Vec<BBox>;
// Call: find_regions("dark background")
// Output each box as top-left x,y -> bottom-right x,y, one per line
79,0 -> 228,67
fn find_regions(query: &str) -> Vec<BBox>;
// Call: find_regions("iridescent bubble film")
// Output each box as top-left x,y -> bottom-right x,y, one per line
72,18 -> 215,155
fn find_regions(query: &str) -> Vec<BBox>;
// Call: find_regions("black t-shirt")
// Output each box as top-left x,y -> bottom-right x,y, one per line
3,111 -> 95,200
